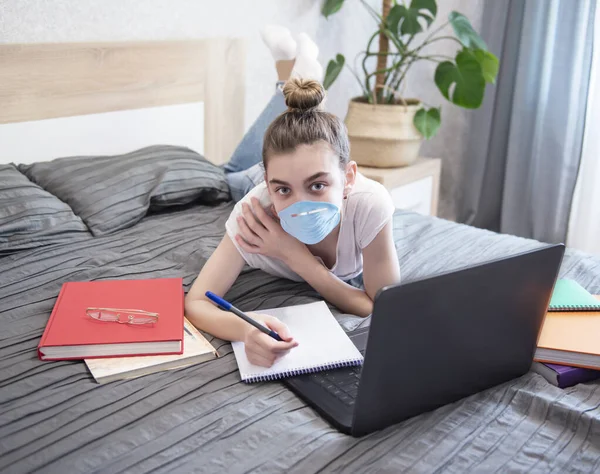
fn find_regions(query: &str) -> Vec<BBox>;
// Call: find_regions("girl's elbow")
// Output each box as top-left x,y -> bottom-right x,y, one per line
364,288 -> 377,304
184,296 -> 211,331
184,294 -> 194,312
184,294 -> 205,317
358,294 -> 374,318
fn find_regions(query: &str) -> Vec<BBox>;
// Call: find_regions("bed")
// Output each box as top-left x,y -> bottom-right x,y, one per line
2,40 -> 600,474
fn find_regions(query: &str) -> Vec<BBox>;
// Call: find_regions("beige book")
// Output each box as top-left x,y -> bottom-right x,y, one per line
85,318 -> 218,384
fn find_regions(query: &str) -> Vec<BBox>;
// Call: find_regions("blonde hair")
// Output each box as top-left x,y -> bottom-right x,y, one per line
262,78 -> 350,168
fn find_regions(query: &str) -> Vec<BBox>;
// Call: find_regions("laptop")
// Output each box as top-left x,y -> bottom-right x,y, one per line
284,244 -> 565,437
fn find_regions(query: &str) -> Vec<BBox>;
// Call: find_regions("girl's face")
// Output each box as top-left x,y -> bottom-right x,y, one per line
264,142 -> 357,215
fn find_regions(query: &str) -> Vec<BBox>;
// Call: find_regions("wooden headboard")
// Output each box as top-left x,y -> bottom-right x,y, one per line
0,39 -> 245,165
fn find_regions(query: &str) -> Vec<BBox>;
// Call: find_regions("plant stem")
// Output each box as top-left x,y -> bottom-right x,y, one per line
378,85 -> 408,106
366,52 -> 407,87
358,47 -> 402,97
362,30 -> 381,102
418,35 -> 463,49
381,28 -> 406,53
365,59 -> 405,81
388,28 -> 460,94
379,27 -> 407,97
345,64 -> 371,97
365,51 -> 403,56
404,34 -> 417,52
420,21 -> 450,46
417,55 -> 452,62
384,32 -> 415,102
391,55 -> 419,93
360,52 -> 372,102
402,52 -> 453,62
385,66 -> 402,102
360,0 -> 383,23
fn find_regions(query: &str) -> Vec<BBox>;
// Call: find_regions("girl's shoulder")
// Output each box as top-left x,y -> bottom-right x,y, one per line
226,181 -> 275,235
345,173 -> 395,249
230,181 -> 272,215
348,173 -> 395,209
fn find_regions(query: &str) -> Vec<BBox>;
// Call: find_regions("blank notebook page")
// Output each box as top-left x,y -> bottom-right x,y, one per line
231,301 -> 364,383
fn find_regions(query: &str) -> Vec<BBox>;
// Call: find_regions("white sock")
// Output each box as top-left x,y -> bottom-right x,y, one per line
292,56 -> 324,82
260,25 -> 297,61
296,33 -> 319,60
291,33 -> 323,81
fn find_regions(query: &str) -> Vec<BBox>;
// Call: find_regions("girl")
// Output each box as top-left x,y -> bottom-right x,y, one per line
186,28 -> 400,368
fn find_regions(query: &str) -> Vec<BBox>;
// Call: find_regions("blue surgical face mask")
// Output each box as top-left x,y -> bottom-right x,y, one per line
278,200 -> 341,245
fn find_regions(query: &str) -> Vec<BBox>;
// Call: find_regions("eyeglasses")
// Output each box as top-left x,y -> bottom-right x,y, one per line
86,307 -> 159,325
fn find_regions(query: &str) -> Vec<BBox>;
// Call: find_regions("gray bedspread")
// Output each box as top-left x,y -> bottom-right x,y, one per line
2,202 -> 600,473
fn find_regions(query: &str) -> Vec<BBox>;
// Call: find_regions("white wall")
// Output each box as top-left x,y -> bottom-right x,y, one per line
0,0 -> 485,220
0,0 -> 322,132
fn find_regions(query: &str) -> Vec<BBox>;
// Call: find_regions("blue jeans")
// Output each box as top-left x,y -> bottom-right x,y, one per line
224,83 -> 287,201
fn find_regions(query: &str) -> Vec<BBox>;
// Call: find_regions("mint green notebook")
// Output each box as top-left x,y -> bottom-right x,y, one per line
549,279 -> 600,311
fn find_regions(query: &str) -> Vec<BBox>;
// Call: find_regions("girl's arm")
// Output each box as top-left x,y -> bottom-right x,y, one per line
185,235 -> 251,341
361,221 -> 401,300
286,221 -> 400,317
186,234 -> 297,367
235,199 -> 400,318
286,249 -> 374,317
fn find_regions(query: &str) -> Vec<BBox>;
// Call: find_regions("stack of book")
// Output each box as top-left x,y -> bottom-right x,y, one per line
533,279 -> 600,388
38,278 -> 218,384
37,277 -> 600,389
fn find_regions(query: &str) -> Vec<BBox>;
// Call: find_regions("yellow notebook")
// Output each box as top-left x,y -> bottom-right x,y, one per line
535,296 -> 600,369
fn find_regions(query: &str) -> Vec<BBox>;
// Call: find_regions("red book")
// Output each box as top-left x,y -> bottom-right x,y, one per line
38,278 -> 184,361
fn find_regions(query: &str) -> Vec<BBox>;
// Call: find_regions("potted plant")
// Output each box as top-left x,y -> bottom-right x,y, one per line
322,0 -> 499,167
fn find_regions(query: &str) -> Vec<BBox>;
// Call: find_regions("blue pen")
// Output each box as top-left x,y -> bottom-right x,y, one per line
205,291 -> 283,342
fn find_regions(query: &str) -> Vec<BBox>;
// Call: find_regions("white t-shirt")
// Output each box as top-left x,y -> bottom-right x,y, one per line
225,172 -> 395,282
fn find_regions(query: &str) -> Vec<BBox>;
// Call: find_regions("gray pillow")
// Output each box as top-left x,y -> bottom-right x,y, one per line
0,164 -> 90,256
19,145 -> 231,236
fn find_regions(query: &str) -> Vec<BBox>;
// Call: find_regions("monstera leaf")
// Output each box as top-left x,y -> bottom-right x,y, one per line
323,54 -> 345,90
413,107 -> 441,139
322,0 -> 346,18
387,0 -> 437,36
449,11 -> 487,50
435,49 -> 485,109
473,49 -> 499,84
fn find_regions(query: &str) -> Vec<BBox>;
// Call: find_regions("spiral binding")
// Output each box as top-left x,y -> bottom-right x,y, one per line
244,358 -> 363,384
551,304 -> 600,311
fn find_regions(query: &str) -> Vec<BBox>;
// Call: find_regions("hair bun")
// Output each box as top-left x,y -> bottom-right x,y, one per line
282,77 -> 325,112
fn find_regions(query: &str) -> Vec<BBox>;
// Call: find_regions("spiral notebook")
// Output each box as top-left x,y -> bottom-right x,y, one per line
549,279 -> 600,311
231,301 -> 364,383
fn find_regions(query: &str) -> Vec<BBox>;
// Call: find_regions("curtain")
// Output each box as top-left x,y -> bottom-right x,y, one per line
458,0 -> 596,244
567,3 -> 600,255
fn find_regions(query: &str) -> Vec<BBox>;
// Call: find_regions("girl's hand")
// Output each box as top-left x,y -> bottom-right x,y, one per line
236,198 -> 309,263
243,312 -> 298,367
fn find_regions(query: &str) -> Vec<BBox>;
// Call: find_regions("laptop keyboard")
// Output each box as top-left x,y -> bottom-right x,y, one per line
309,365 -> 362,406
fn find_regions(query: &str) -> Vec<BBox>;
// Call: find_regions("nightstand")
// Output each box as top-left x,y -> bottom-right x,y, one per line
358,157 -> 442,216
